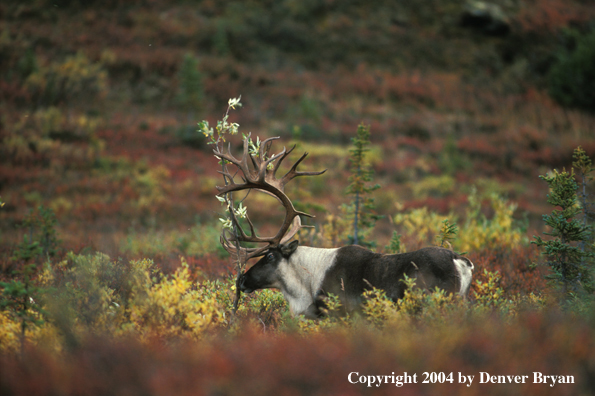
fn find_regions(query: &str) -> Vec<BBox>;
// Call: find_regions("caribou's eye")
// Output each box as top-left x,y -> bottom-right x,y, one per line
266,252 -> 275,262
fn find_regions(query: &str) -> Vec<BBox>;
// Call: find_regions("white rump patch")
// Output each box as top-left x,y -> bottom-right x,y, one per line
453,258 -> 473,297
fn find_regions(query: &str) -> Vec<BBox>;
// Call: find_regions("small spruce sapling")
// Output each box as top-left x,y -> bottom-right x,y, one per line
15,206 -> 60,261
177,53 -> 204,113
436,219 -> 458,250
533,168 -> 593,297
344,123 -> 380,246
1,206 -> 56,354
0,264 -> 48,355
385,231 -> 403,254
177,53 -> 205,147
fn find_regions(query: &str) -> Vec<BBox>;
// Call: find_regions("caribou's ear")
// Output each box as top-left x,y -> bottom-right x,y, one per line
281,240 -> 299,257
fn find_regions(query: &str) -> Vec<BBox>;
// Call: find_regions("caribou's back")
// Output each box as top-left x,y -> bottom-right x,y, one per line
319,245 -> 473,312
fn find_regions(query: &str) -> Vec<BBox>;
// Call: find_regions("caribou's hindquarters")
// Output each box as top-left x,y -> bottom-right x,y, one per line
319,245 -> 474,313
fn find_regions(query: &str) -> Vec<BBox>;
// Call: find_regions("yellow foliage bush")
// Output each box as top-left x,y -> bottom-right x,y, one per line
472,269 -> 546,318
319,212 -> 355,248
394,188 -> 527,252
2,106 -> 105,170
0,311 -> 21,352
126,261 -> 226,340
394,207 -> 448,249
0,253 -> 228,352
361,276 -> 463,330
0,245 -> 545,353
457,190 -> 527,253
295,293 -> 350,334
133,164 -> 171,210
25,51 -> 108,105
0,310 -> 64,354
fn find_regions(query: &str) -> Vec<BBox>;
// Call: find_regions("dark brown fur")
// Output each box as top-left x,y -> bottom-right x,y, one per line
318,245 -> 472,315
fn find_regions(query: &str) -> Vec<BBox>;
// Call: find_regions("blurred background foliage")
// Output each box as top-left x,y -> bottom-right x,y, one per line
1,0 -> 595,394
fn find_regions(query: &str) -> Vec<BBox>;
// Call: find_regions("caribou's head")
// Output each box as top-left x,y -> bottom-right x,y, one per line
238,241 -> 299,293
213,136 -> 325,303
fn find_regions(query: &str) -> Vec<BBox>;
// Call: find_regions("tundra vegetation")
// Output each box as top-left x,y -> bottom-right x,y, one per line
1,1 -> 595,395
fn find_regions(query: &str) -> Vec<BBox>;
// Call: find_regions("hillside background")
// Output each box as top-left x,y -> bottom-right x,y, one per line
2,1 -> 595,395
2,0 -> 595,264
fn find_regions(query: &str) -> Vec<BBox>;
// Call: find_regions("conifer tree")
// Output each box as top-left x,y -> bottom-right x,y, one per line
533,168 -> 593,297
436,219 -> 458,250
177,52 -> 204,114
385,231 -> 403,254
177,53 -> 204,146
0,264 -> 47,356
345,123 -> 380,246
1,205 -> 56,355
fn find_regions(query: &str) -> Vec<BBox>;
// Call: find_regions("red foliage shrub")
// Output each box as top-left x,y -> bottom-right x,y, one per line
516,0 -> 595,33
186,254 -> 234,279
1,313 -> 594,396
469,244 -> 546,296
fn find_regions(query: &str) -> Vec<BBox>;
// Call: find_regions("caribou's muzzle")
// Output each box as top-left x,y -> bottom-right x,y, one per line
238,274 -> 254,294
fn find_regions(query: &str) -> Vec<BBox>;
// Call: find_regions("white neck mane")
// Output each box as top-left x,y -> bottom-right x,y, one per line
277,246 -> 339,315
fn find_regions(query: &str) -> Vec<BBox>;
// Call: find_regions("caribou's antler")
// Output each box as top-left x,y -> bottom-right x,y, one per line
214,135 -> 326,262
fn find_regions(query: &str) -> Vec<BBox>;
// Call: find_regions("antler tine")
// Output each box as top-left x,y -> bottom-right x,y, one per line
279,216 -> 314,245
220,232 -> 268,261
239,137 -> 253,180
220,230 -> 243,257
213,139 -> 254,182
257,147 -> 287,184
280,151 -> 327,188
213,142 -> 238,168
259,136 -> 281,163
269,144 -> 296,177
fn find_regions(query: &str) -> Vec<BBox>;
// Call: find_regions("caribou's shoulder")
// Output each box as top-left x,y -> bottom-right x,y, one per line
337,244 -> 376,255
337,244 -> 379,258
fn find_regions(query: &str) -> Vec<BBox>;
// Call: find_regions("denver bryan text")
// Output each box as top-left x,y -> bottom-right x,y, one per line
479,372 -> 575,387
348,372 -> 574,388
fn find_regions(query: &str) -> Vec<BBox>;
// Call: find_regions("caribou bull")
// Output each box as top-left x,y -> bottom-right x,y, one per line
239,241 -> 474,318
214,136 -> 474,318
